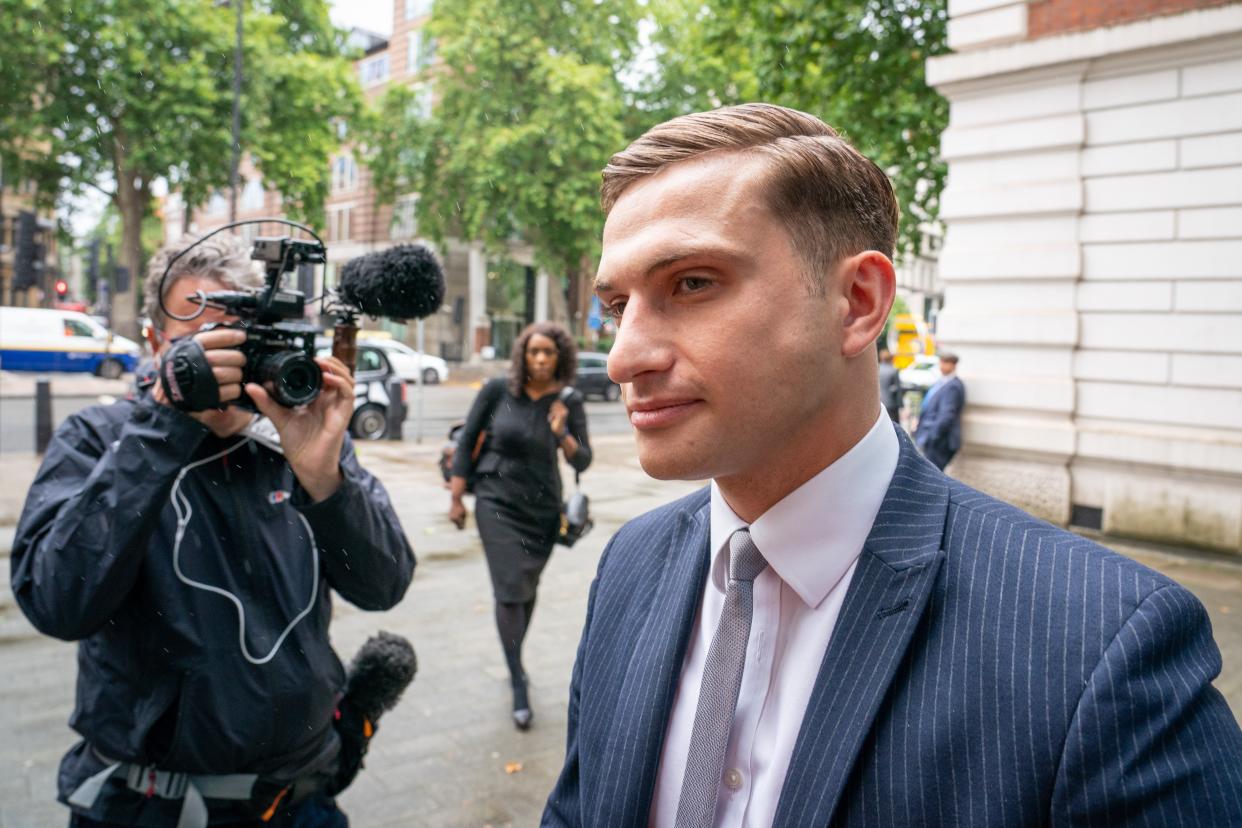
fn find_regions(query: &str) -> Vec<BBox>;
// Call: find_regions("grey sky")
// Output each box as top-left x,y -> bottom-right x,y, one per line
329,0 -> 393,36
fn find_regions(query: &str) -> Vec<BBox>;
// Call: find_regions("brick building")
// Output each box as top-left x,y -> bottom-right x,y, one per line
926,1 -> 1242,552
168,0 -> 562,363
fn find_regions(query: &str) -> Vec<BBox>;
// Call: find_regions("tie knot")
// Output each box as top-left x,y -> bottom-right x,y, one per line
728,529 -> 768,582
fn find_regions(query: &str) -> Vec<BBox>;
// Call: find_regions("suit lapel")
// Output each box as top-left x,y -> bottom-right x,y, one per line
598,496 -> 711,826
774,427 -> 949,828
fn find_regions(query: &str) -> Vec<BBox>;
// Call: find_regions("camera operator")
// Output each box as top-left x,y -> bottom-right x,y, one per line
10,233 -> 415,827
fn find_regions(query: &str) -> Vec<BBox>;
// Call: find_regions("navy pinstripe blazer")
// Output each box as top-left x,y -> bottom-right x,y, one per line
543,427 -> 1242,826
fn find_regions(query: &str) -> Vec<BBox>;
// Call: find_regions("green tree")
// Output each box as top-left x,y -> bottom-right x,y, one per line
642,0 -> 949,258
362,0 -> 640,336
0,0 -> 359,336
631,0 -> 758,129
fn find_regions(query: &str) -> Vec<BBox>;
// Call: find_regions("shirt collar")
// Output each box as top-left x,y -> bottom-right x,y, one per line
708,407 -> 899,609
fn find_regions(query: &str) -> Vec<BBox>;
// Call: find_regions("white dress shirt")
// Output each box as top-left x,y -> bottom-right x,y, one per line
650,408 -> 899,828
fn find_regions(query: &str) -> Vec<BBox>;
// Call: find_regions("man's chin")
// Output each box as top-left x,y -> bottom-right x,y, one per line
634,436 -> 712,482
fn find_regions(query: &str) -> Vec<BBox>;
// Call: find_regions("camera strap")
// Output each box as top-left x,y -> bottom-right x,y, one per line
160,337 -> 220,412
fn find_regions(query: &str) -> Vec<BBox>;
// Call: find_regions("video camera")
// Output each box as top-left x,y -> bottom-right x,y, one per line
157,219 -> 444,414
193,236 -> 326,409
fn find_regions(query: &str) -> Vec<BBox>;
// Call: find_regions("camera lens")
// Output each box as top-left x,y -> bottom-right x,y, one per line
254,350 -> 322,407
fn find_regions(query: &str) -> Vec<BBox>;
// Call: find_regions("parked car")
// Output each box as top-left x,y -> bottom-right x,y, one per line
899,354 -> 941,392
0,306 -> 141,379
315,342 -> 403,440
364,338 -> 450,384
575,351 -> 620,401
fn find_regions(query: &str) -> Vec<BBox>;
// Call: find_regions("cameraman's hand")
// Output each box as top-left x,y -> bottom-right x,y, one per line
152,328 -> 252,436
246,355 -> 355,503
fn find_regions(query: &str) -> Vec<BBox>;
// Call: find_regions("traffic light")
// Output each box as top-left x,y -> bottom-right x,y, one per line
55,278 -> 69,299
87,239 -> 101,286
13,211 -> 42,290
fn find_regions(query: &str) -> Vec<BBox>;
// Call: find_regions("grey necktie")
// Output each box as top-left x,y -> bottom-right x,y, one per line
675,528 -> 769,828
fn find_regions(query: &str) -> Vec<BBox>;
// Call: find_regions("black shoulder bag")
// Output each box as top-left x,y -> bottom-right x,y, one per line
556,386 -> 594,547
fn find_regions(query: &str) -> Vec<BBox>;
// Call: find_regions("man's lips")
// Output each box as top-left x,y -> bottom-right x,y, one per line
627,398 -> 703,429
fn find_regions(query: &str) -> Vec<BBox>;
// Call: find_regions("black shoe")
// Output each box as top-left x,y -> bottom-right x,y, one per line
512,677 -> 532,730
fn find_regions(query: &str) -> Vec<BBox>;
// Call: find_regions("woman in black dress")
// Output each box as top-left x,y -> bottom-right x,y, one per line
447,322 -> 592,729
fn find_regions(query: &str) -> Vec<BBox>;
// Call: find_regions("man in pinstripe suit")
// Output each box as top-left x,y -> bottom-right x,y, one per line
543,103 -> 1242,827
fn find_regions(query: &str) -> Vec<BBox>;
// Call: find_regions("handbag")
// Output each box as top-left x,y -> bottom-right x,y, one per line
438,387 -> 500,490
555,386 -> 593,547
558,471 -> 593,548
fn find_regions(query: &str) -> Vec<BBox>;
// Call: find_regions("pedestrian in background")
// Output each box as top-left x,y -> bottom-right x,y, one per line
914,352 -> 964,470
877,347 -> 901,423
447,322 -> 592,730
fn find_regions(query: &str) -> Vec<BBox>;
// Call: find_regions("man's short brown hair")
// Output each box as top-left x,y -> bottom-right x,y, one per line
601,103 -> 899,287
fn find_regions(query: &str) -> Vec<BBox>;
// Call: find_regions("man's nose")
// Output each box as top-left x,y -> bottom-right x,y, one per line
607,300 -> 673,384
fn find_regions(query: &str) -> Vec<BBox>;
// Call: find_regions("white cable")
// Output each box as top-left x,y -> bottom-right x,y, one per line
169,437 -> 319,666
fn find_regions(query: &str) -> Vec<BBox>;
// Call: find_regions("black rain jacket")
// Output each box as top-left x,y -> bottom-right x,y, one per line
10,393 -> 415,824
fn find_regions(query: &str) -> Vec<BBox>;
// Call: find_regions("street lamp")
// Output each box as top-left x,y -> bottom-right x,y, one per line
217,0 -> 243,223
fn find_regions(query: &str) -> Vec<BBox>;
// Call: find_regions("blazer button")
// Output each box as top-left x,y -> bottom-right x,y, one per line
723,768 -> 744,790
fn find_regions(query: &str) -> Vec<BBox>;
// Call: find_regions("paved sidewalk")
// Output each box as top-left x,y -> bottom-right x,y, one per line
1,437 -> 1240,826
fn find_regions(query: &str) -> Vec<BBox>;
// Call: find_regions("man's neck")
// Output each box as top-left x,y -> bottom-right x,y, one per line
714,402 -> 878,524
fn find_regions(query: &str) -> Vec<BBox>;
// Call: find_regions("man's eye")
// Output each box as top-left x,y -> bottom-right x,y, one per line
602,301 -> 626,322
678,276 -> 712,293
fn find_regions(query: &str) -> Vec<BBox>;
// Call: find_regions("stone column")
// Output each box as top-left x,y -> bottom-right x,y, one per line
928,62 -> 1088,524
535,269 -> 550,323
468,242 -> 489,361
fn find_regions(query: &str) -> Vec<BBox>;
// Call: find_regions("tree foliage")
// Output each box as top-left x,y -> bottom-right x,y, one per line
0,0 -> 359,333
640,0 -> 949,258
361,0 -> 640,330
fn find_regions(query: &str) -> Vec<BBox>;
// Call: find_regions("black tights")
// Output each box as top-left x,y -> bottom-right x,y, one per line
495,598 -> 536,707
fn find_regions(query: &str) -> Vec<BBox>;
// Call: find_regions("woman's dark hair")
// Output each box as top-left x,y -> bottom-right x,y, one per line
508,322 -> 577,396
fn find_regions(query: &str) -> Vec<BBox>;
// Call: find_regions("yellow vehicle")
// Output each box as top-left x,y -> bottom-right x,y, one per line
887,313 -> 936,369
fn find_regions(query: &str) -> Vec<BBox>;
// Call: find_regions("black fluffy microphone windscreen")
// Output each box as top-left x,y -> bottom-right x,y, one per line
338,244 -> 446,320
344,631 -> 417,725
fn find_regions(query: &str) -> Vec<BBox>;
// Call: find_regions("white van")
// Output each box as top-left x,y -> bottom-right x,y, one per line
0,307 -> 142,378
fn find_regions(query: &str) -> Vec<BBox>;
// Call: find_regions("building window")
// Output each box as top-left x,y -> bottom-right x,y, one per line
360,53 -> 389,86
391,195 -> 418,239
207,191 -> 228,217
405,0 -> 433,21
328,206 -> 352,241
331,155 -> 358,192
408,30 -> 436,75
241,177 -> 265,211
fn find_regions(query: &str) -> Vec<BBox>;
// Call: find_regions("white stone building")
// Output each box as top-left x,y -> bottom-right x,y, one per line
926,1 -> 1242,553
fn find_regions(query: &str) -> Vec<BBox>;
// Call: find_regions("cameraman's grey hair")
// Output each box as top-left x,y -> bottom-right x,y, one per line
143,233 -> 261,330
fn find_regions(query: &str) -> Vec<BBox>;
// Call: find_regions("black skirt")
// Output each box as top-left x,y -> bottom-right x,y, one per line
474,476 -> 560,603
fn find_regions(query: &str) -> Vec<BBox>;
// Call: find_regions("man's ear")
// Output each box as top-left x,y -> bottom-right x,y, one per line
839,250 -> 896,359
